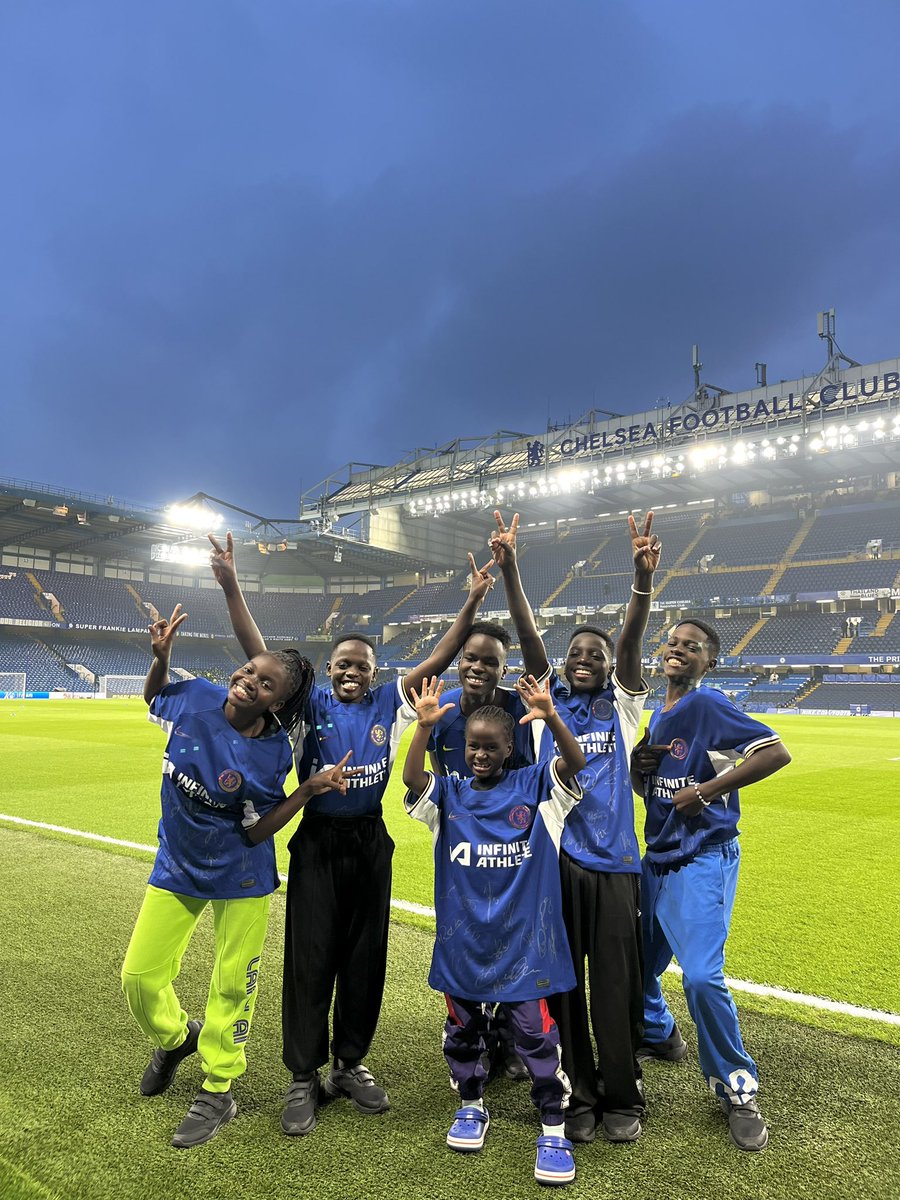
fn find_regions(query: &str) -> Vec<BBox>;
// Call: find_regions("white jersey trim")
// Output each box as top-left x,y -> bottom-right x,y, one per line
405,772 -> 441,842
538,758 -> 583,851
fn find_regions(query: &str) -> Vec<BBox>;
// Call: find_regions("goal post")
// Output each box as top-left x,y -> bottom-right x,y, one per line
0,672 -> 26,699
98,675 -> 146,699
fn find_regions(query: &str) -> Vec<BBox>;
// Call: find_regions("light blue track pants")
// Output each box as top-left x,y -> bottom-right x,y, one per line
641,839 -> 760,1104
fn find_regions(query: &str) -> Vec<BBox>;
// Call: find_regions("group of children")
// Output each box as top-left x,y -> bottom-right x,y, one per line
121,513 -> 790,1182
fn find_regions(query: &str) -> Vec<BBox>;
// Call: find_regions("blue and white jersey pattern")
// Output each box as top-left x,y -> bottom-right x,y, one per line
148,678 -> 293,900
643,686 -> 781,869
295,679 -> 415,816
406,761 -> 582,1002
426,685 -> 538,778
536,671 -> 646,874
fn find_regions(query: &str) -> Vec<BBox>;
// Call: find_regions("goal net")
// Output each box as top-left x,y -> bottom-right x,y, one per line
0,672 -> 26,699
99,675 -> 146,699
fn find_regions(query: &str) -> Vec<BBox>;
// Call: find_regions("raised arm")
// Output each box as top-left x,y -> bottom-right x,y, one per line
402,677 -> 456,796
516,674 -> 586,783
615,512 -> 661,692
671,740 -> 792,816
491,511 -> 550,679
244,752 -> 362,845
144,604 -> 188,704
402,554 -> 494,701
209,531 -> 268,660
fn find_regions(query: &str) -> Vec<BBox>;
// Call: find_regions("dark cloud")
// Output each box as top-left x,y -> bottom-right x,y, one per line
1,1 -> 899,510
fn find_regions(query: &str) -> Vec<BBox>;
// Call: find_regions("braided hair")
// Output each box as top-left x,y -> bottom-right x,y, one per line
270,648 -> 316,735
466,704 -> 515,743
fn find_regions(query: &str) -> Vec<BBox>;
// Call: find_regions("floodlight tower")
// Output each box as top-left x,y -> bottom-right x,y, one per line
798,309 -> 861,432
691,343 -> 731,408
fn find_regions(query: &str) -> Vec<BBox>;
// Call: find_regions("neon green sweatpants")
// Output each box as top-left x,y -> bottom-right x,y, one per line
121,885 -> 270,1093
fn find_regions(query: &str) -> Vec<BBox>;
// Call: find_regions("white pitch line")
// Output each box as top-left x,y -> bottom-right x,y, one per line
3,811 -> 899,1027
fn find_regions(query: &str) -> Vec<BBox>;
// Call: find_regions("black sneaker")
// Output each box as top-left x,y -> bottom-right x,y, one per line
719,1097 -> 769,1152
564,1109 -> 596,1144
636,1024 -> 687,1063
140,1020 -> 203,1096
171,1088 -> 237,1149
601,1111 -> 643,1143
501,1050 -> 530,1082
324,1062 -> 390,1114
281,1073 -> 320,1137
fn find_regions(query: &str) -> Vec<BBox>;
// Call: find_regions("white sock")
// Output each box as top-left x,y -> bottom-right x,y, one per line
542,1121 -> 564,1138
466,1098 -> 486,1113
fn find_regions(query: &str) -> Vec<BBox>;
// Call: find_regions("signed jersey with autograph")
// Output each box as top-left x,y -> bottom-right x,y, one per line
405,760 -> 581,1002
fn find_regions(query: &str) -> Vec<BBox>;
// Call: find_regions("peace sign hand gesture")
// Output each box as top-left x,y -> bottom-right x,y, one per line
467,552 -> 496,603
208,531 -> 238,589
149,604 -> 188,661
490,510 -> 519,568
628,511 -> 661,575
307,751 -> 365,796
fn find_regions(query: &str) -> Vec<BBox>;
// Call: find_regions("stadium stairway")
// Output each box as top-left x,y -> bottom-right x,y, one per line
125,583 -> 151,622
383,586 -> 419,620
871,610 -> 897,639
543,539 -> 609,606
832,634 -> 854,654
25,572 -> 57,619
792,678 -> 821,705
68,662 -> 97,686
763,515 -> 817,594
651,525 -> 708,601
732,616 -> 768,656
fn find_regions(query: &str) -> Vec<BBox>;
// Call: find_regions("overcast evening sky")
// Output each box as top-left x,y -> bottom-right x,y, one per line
2,0 -> 899,517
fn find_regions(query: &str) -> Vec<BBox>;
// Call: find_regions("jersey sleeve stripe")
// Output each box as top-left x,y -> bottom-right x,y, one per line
610,670 -> 650,697
741,734 -> 782,758
548,756 -> 583,802
148,711 -> 173,736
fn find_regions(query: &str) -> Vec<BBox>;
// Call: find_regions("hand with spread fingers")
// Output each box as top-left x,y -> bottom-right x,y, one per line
307,751 -> 365,796
148,604 -> 188,661
208,530 -> 238,589
628,511 -> 661,574
467,551 -> 496,603
515,673 -> 555,724
409,676 -> 457,729
490,509 -> 519,568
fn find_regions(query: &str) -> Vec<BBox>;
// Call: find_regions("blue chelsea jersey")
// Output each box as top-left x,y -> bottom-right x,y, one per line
426,686 -> 538,778
406,761 -> 582,1002
643,686 -> 781,869
147,678 -> 293,900
295,679 -> 415,816
536,671 -> 647,874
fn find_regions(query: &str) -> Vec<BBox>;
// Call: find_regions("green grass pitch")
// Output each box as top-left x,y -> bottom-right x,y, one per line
2,699 -> 900,1199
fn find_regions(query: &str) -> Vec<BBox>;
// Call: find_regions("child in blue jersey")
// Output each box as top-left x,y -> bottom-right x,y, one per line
122,604 -> 359,1149
427,619 -> 536,1082
209,532 -> 496,1137
403,675 -> 587,1187
492,510 -> 660,1145
630,618 -> 791,1153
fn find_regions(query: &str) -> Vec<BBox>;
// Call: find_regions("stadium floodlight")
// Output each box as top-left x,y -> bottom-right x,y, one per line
150,543 -> 211,567
166,503 -> 225,532
99,675 -> 146,699
0,672 -> 26,699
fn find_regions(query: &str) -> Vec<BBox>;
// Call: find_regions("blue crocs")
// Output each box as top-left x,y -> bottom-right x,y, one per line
447,1106 -> 490,1152
534,1133 -> 576,1186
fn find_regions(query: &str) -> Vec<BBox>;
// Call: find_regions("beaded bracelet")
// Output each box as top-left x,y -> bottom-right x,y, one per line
693,782 -> 711,807
631,584 -> 653,596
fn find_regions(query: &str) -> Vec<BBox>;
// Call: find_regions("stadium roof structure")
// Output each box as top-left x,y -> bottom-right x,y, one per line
299,355 -> 900,529
0,480 -> 428,578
